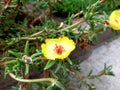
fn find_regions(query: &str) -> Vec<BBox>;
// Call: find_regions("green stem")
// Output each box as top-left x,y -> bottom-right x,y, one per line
9,73 -> 57,84
0,56 -> 47,66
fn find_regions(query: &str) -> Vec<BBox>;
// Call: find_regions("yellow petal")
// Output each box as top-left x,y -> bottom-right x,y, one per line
41,36 -> 76,60
109,10 -> 120,30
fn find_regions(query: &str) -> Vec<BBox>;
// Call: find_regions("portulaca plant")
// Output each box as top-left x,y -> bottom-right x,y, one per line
0,0 -> 120,90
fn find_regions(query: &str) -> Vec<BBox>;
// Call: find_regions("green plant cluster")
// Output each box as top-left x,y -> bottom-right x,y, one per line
0,0 -> 119,90
53,0 -> 82,16
3,41 -> 115,90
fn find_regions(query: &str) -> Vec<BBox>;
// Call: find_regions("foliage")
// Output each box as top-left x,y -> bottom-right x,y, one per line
53,0 -> 82,16
0,0 -> 119,90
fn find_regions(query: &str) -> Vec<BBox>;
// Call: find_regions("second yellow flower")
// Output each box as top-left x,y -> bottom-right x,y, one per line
109,10 -> 120,30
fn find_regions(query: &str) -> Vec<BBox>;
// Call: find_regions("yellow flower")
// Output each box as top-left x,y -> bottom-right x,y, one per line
41,37 -> 75,60
109,10 -> 120,30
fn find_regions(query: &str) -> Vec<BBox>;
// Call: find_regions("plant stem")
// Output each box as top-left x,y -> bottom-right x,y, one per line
0,60 -> 16,66
59,18 -> 85,31
89,72 -> 106,79
81,80 -> 96,89
0,56 -> 47,66
67,69 -> 106,80
9,73 -> 57,84
72,11 -> 83,19
4,0 -> 12,9
72,0 -> 106,19
31,8 -> 50,26
30,30 -> 45,37
100,0 -> 106,3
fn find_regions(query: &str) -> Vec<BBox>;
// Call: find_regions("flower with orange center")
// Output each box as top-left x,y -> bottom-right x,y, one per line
41,37 -> 75,60
109,10 -> 120,30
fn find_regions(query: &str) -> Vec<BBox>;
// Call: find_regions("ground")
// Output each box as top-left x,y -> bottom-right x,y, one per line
80,36 -> 120,90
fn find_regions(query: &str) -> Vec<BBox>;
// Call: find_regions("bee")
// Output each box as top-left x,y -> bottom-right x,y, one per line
22,55 -> 33,64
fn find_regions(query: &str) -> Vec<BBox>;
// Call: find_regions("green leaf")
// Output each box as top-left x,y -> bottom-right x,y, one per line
46,85 -> 53,90
55,81 -> 66,90
31,53 -> 42,58
51,71 -> 58,79
3,57 -> 16,60
8,50 -> 22,57
66,58 -> 73,65
24,41 -> 29,56
21,0 -> 30,5
106,65 -> 112,71
107,71 -> 115,76
44,60 -> 56,70
88,70 -> 93,76
55,61 -> 62,73
36,49 -> 42,53
67,14 -> 74,25
25,64 -> 29,76
62,62 -> 67,76
88,33 -> 98,41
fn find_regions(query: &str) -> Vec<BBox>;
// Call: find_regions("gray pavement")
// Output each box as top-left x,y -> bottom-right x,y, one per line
80,36 -> 120,90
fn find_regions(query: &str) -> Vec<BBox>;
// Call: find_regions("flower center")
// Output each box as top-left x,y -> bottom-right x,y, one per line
54,44 -> 64,55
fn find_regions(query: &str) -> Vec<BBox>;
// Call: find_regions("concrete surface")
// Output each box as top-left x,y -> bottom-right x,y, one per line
80,36 -> 120,90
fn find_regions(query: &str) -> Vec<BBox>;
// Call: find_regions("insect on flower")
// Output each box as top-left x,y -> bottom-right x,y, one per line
22,55 -> 33,64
